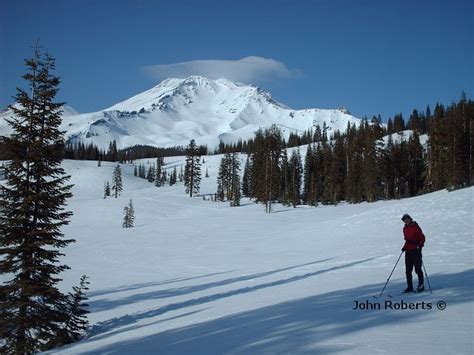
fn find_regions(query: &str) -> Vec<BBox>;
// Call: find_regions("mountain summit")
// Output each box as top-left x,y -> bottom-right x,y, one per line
0,76 -> 361,150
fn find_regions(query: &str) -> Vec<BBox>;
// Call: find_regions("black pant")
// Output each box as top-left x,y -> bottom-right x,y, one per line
405,249 -> 423,288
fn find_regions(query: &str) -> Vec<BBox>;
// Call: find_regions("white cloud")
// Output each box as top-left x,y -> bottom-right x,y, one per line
143,56 -> 299,83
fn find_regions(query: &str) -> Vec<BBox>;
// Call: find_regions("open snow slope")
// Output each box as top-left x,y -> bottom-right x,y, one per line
0,76 -> 361,150
9,156 -> 470,354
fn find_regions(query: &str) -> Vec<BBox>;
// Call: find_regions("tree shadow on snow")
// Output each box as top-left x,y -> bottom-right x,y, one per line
88,270 -> 235,298
80,268 -> 473,354
87,258 -> 369,335
88,259 -> 336,313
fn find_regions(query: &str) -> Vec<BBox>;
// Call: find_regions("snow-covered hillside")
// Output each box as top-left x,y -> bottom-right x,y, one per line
12,156 -> 468,354
381,129 -> 429,147
0,76 -> 361,150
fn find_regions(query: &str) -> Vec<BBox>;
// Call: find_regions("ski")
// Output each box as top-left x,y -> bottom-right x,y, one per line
389,289 -> 429,297
372,293 -> 393,299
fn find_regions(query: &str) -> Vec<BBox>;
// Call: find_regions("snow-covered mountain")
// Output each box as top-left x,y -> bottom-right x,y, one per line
0,76 -> 361,150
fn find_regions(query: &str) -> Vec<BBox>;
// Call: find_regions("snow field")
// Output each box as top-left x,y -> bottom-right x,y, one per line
20,156 -> 473,354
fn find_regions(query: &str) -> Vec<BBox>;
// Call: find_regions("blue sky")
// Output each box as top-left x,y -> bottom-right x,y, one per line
1,0 -> 472,120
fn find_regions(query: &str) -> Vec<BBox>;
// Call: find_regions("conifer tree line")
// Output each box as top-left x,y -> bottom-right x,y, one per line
60,141 -> 208,163
0,46 -> 88,352
215,98 -> 471,156
133,157 -> 182,187
241,96 -> 472,210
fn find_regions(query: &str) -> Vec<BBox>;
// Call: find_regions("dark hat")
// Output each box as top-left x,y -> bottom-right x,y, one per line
401,214 -> 412,221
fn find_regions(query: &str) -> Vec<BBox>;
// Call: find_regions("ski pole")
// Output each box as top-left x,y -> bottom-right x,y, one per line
378,250 -> 404,298
422,261 -> 433,294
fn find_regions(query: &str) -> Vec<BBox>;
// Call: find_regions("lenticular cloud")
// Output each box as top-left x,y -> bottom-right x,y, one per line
144,56 -> 299,83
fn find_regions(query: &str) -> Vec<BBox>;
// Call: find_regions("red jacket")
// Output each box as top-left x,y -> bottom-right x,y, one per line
403,222 -> 425,251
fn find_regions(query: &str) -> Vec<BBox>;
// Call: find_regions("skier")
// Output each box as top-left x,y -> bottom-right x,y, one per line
401,214 -> 425,293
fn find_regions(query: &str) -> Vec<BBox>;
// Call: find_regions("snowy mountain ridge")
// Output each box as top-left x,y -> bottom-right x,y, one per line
0,76 -> 361,150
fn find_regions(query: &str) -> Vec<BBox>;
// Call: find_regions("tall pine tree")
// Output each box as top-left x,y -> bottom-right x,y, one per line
288,149 -> 302,207
122,199 -> 135,228
0,46 -> 85,353
112,165 -> 123,198
184,139 -> 201,197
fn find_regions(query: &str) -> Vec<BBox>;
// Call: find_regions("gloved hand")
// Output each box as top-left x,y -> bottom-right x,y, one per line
418,246 -> 423,257
401,246 -> 406,252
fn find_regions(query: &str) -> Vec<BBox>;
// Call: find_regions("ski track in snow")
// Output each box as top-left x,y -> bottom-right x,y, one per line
1,156 -> 472,354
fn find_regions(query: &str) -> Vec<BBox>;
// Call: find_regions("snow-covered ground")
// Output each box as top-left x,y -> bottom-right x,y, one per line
3,156 -> 472,354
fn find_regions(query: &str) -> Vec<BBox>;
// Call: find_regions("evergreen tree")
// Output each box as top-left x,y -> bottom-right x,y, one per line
179,165 -> 184,182
408,109 -> 420,132
329,132 -> 346,204
426,104 -> 431,120
216,152 -> 240,202
393,140 -> 410,198
154,162 -> 162,187
216,155 -> 228,201
393,113 -> 405,132
156,156 -> 163,181
386,118 -> 394,135
146,164 -> 155,182
122,199 -> 135,228
161,168 -> 167,185
280,148 -> 290,205
230,172 -> 241,207
205,167 -> 209,178
134,165 -> 137,177
446,99 -> 470,189
104,181 -> 111,198
407,130 -> 425,195
467,99 -> 474,186
242,155 -> 252,197
184,139 -> 202,197
107,140 -> 118,161
427,103 -> 448,190
313,124 -> 322,142
112,165 -> 123,198
0,46 -> 83,353
313,142 -> 325,204
303,144 -> 316,205
249,126 -> 284,213
137,164 -> 143,178
320,141 -> 334,204
170,167 -> 177,186
288,149 -> 302,207
54,275 -> 90,346
381,134 -> 396,199
345,124 -> 364,203
361,122 -> 381,202
229,152 -> 241,205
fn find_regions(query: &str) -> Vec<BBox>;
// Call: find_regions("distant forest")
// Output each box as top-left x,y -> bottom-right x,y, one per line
238,95 -> 472,210
1,95 -> 472,205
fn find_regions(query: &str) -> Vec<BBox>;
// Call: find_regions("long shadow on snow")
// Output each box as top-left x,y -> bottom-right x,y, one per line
88,258 -> 372,336
88,270 -> 235,298
89,259 -> 335,312
86,268 -> 474,354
